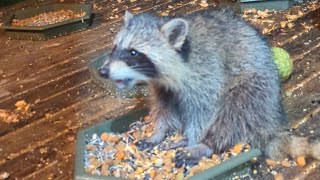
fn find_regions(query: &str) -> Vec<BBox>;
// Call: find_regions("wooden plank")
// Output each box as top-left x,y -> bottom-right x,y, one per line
0,0 -> 218,69
295,107 -> 320,137
0,67 -> 90,105
0,0 -> 221,178
0,47 -> 107,102
276,153 -> 320,180
0,0 -> 84,43
284,29 -> 320,62
1,130 -> 75,179
2,0 -> 218,131
0,2 -> 142,65
242,1 -> 320,41
268,7 -> 320,47
0,0 -> 191,95
0,0 -> 59,21
0,0 -> 219,130
277,109 -> 320,179
283,69 -> 320,128
0,0 -> 199,138
168,0 -> 219,16
0,78 -> 95,136
284,47 -> 320,92
0,92 -> 141,179
0,85 -> 102,161
3,0 -> 210,95
0,0 -> 319,180
0,0 -> 175,57
0,0 -> 77,13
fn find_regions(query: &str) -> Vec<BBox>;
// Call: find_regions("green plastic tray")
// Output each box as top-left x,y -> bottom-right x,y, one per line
1,3 -> 92,40
74,108 -> 262,180
0,0 -> 24,7
240,0 -> 295,12
88,52 -> 149,99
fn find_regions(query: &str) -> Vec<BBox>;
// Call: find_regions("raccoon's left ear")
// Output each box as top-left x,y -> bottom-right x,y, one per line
124,11 -> 134,25
161,18 -> 188,50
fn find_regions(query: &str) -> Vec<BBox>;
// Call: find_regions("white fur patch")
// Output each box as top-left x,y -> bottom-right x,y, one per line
109,60 -> 149,89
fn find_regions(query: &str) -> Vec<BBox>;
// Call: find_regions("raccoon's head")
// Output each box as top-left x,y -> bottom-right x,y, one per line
99,11 -> 189,90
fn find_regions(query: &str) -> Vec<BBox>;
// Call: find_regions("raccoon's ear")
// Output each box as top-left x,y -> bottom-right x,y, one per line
124,10 -> 133,24
161,18 -> 188,50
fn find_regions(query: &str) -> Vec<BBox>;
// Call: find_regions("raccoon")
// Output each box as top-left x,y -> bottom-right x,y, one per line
99,9 -> 320,167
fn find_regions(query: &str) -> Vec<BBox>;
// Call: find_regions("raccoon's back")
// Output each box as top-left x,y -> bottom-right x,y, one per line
185,9 -> 275,78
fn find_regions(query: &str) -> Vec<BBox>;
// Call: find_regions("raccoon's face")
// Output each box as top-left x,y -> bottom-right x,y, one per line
99,45 -> 157,89
99,11 -> 189,90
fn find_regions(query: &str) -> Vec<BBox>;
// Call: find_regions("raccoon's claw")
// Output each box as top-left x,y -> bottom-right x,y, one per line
135,139 -> 155,151
174,150 -> 199,168
160,138 -> 188,150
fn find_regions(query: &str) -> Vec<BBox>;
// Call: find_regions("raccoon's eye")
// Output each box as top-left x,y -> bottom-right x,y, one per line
129,49 -> 139,57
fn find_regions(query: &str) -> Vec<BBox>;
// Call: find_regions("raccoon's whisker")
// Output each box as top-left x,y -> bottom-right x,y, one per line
141,72 -> 156,76
131,67 -> 155,72
134,71 -> 156,76
130,65 -> 154,69
132,69 -> 155,73
133,70 -> 155,75
133,69 -> 156,76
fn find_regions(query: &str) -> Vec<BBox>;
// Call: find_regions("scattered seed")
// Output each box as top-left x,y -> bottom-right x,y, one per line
136,167 -> 144,173
0,172 -> 10,180
115,151 -> 125,160
199,0 -> 209,8
266,159 -> 276,167
232,144 -> 243,154
280,21 -> 287,28
11,10 -> 86,27
253,169 -> 258,174
262,28 -> 271,34
175,172 -> 184,180
84,117 -> 250,179
296,156 -> 306,167
132,7 -> 141,11
281,159 -> 291,167
257,10 -> 269,18
274,173 -> 284,180
287,22 -> 294,29
286,14 -> 298,21
100,133 -> 109,141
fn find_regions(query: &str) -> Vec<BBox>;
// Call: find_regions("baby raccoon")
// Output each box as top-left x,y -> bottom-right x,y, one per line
99,9 -> 320,167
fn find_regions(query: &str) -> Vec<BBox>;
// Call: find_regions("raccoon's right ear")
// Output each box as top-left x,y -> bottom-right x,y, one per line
124,11 -> 134,25
161,18 -> 188,50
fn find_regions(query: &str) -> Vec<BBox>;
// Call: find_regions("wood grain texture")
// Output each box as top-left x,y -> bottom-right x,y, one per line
0,0 -> 319,179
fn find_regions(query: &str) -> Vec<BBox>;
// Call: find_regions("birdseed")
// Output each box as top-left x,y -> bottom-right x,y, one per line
84,116 -> 251,179
11,10 -> 86,27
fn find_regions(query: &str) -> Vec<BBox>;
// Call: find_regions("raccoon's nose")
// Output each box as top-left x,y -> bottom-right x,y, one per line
98,67 -> 109,78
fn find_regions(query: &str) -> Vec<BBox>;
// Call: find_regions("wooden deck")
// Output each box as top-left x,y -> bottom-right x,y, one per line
0,0 -> 319,179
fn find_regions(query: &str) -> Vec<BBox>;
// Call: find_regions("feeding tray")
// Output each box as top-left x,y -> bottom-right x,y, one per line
88,52 -> 149,99
74,108 -> 262,180
0,0 -> 24,7
1,3 -> 92,40
240,0 -> 295,12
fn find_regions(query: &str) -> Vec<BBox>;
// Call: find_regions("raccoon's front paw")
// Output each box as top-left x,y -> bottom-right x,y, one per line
160,138 -> 188,150
135,139 -> 155,151
174,150 -> 199,168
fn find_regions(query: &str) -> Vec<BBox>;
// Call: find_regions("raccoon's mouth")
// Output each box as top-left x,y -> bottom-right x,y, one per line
114,78 -> 133,89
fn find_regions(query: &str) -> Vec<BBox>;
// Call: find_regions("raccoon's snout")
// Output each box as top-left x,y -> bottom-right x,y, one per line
99,67 -> 109,78
115,78 -> 133,85
114,78 -> 133,90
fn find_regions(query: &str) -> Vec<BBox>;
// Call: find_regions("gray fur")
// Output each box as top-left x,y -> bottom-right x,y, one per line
101,8 -> 320,165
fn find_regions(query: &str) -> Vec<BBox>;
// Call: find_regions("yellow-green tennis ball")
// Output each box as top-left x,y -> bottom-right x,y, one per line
271,47 -> 293,81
